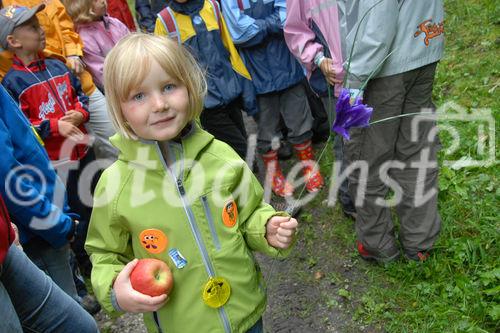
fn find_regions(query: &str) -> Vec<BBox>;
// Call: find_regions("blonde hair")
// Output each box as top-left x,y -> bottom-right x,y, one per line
104,33 -> 207,140
62,0 -> 100,24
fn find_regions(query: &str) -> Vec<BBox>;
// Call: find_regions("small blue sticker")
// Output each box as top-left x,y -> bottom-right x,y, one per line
193,15 -> 203,25
169,248 -> 187,269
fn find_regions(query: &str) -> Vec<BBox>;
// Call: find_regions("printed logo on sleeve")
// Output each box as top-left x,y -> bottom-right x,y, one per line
414,19 -> 444,46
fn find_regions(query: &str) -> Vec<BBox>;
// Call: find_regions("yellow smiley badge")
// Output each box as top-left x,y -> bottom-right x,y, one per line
139,229 -> 168,254
202,277 -> 231,308
221,200 -> 238,228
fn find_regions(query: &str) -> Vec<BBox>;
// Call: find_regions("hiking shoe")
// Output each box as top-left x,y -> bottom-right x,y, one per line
293,140 -> 324,193
80,294 -> 101,315
262,150 -> 295,197
278,140 -> 293,160
405,250 -> 431,262
341,201 -> 357,220
356,241 -> 400,263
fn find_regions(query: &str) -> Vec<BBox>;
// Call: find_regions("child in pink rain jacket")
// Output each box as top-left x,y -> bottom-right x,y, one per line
63,0 -> 129,91
284,0 -> 355,219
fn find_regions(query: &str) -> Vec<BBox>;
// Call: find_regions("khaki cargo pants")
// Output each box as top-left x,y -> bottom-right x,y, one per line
344,62 -> 441,258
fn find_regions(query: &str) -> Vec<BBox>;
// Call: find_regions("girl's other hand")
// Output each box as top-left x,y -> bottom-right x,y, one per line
113,259 -> 169,313
265,216 -> 298,249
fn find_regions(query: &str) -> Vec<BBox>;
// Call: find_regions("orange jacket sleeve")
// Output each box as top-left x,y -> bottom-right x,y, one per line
53,0 -> 83,57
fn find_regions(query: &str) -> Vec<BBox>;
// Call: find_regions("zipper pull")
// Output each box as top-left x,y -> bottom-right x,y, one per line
177,179 -> 186,196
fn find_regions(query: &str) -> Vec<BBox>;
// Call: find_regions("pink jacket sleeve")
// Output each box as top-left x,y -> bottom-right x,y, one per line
78,19 -> 129,90
81,41 -> 105,89
283,0 -> 323,77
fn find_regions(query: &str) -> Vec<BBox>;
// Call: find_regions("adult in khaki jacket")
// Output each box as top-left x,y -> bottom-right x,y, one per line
0,0 -> 117,159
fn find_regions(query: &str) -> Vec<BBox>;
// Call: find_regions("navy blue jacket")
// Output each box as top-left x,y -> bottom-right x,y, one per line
221,0 -> 305,95
156,0 -> 259,115
135,0 -> 167,33
0,86 -> 75,248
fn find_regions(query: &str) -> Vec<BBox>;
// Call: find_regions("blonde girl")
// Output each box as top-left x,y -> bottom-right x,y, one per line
86,33 -> 298,333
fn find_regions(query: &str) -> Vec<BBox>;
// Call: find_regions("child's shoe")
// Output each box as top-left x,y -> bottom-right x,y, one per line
262,150 -> 294,197
292,140 -> 324,193
404,249 -> 431,262
80,294 -> 101,315
278,140 -> 293,160
356,240 -> 400,263
341,201 -> 357,221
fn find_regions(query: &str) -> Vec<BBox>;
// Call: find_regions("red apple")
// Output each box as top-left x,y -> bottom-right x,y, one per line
130,258 -> 174,297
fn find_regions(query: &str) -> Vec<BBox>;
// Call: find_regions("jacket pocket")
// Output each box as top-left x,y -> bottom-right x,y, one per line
201,195 -> 221,251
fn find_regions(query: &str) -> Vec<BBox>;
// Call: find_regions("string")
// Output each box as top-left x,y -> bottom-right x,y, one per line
265,84 -> 336,284
369,111 -> 436,125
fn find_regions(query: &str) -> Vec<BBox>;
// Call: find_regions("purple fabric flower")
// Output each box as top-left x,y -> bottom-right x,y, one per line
332,88 -> 373,140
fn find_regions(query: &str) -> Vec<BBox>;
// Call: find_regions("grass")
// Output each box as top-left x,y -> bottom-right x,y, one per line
325,0 -> 499,332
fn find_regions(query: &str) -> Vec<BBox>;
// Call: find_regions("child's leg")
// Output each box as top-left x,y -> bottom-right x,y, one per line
344,73 -> 406,261
66,150 -> 98,275
246,318 -> 264,333
22,238 -> 79,302
256,91 -> 282,154
278,84 -> 313,147
0,279 -> 23,332
86,88 -> 118,161
392,62 -> 441,259
256,92 -> 294,197
200,100 -> 248,158
1,245 -> 98,332
278,84 -> 324,193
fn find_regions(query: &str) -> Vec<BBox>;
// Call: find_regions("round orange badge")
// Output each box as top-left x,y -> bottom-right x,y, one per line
139,229 -> 168,254
221,200 -> 238,228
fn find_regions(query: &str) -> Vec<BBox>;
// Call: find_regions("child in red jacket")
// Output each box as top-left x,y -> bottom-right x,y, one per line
107,0 -> 136,31
1,5 -> 90,161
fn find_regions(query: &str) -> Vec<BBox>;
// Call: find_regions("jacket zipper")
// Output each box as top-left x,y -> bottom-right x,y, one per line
37,62 -> 68,114
201,196 -> 221,251
152,311 -> 163,333
155,143 -> 232,333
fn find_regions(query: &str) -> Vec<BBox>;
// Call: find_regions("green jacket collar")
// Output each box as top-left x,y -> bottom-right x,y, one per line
109,121 -> 214,172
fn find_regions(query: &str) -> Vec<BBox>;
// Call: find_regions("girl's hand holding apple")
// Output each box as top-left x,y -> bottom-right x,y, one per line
113,259 -> 169,313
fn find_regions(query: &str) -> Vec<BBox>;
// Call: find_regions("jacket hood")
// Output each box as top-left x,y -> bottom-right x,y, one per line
109,122 -> 214,171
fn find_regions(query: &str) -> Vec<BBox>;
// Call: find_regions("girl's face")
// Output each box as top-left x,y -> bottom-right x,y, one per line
121,60 -> 190,141
92,0 -> 107,18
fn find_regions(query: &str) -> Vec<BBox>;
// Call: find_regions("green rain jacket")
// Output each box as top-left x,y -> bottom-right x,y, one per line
86,123 -> 290,333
